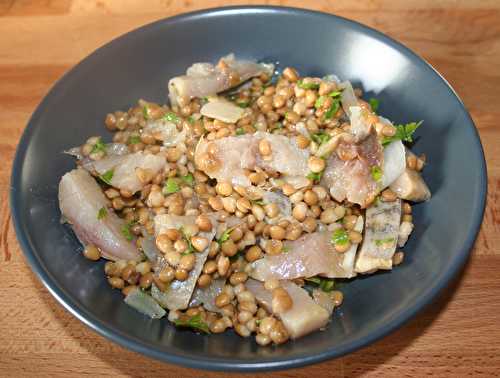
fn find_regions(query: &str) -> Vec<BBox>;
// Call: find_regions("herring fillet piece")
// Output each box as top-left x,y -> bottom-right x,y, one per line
143,119 -> 186,147
194,131 -> 310,187
154,214 -> 217,310
321,132 -> 383,207
88,151 -> 165,194
246,279 -> 330,339
355,199 -> 402,273
168,54 -> 274,106
189,278 -> 226,313
58,168 -> 139,261
249,219 -> 363,281
390,168 -> 431,202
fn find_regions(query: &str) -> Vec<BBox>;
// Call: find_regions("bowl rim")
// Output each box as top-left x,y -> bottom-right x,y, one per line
10,5 -> 487,372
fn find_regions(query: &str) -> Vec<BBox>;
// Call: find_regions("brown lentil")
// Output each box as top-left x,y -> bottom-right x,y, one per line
83,245 -> 101,261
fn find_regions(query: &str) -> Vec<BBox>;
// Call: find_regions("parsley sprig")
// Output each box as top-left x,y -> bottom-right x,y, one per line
174,314 -> 210,333
311,132 -> 331,146
382,121 -> 423,146
99,169 -> 114,185
371,166 -> 382,182
90,138 -> 106,154
97,207 -> 107,220
331,228 -> 349,245
305,277 -> 335,292
369,98 -> 380,112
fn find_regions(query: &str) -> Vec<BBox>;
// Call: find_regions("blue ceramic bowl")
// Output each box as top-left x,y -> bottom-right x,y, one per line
10,6 -> 486,372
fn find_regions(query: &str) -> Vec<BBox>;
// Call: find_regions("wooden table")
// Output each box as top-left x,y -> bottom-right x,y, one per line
1,1 -> 499,377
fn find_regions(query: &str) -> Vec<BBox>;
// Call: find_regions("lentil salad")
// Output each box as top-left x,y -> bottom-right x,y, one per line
58,54 -> 430,345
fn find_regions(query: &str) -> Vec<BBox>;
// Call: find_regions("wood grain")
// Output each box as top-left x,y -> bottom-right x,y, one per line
1,1 -> 499,377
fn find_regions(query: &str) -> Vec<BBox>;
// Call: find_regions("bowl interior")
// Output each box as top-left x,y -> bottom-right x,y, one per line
11,6 -> 486,371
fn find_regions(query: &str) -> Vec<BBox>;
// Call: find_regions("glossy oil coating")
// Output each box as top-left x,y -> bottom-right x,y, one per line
10,6 -> 487,372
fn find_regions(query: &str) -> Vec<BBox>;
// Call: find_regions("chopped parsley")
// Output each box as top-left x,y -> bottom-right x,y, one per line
162,112 -> 181,124
235,127 -> 246,135
331,228 -> 349,245
307,170 -> 324,183
128,135 -> 141,144
217,227 -> 234,245
163,177 -> 180,194
320,279 -> 335,292
328,90 -> 342,98
142,106 -> 150,120
282,246 -> 290,253
375,237 -> 395,247
187,115 -> 195,124
252,199 -> 265,206
297,80 -> 320,90
324,98 -> 341,120
382,121 -> 423,146
179,226 -> 195,254
121,222 -> 134,241
97,207 -> 107,220
174,314 -> 210,334
272,122 -> 283,130
369,97 -> 380,112
314,96 -> 325,109
305,277 -> 322,285
305,277 -> 335,292
311,132 -> 331,146
90,138 -> 106,154
371,166 -> 382,182
99,169 -> 114,185
180,173 -> 194,187
236,100 -> 250,108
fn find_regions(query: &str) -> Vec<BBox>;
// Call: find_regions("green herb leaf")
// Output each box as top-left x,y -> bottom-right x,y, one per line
217,228 -> 233,245
180,173 -> 194,187
273,122 -> 283,130
142,106 -> 150,120
371,165 -> 382,182
99,169 -> 114,185
174,314 -> 210,334
128,135 -> 141,144
97,207 -> 107,220
305,277 -> 322,285
331,228 -> 349,245
252,199 -> 265,206
297,80 -> 320,90
382,121 -> 423,146
375,237 -> 395,247
179,226 -> 195,254
121,223 -> 133,241
324,98 -> 341,120
305,277 -> 335,292
163,177 -> 180,194
201,96 -> 209,104
320,279 -> 335,292
187,115 -> 195,124
314,96 -> 326,109
328,90 -> 342,98
282,246 -> 290,253
236,100 -> 250,108
369,98 -> 380,112
90,138 -> 106,154
162,112 -> 181,124
229,251 -> 241,262
235,127 -> 245,136
307,171 -> 323,183
311,132 -> 331,146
